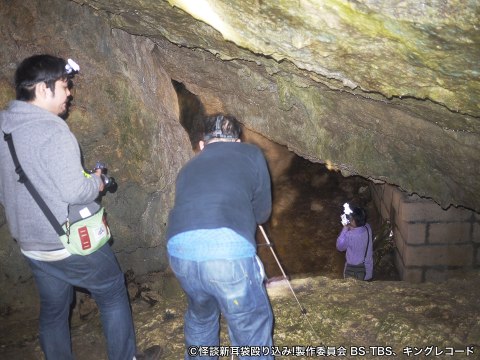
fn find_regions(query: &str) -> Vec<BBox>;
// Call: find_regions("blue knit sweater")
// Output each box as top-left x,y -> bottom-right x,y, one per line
166,141 -> 272,249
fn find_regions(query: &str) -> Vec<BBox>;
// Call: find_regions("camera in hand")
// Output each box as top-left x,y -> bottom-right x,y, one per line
340,202 -> 352,226
93,161 -> 117,194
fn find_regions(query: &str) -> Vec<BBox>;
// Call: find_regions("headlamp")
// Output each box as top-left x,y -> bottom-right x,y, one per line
204,115 -> 236,141
65,58 -> 80,75
343,203 -> 353,215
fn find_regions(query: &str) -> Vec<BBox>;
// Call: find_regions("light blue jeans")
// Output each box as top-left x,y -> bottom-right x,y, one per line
26,244 -> 136,360
169,255 -> 274,360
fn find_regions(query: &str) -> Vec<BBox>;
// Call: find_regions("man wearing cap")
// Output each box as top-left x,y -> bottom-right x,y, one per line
167,114 -> 274,359
0,55 -> 161,359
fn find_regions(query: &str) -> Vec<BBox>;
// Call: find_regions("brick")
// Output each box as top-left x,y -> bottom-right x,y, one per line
391,187 -> 405,214
424,268 -> 449,283
473,223 -> 480,243
396,220 -> 427,245
428,222 -> 472,244
399,199 -> 472,222
403,244 -> 474,267
401,267 -> 423,283
443,207 -> 475,222
393,227 -> 405,257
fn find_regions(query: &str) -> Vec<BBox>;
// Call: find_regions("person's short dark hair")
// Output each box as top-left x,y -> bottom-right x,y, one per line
203,114 -> 241,142
15,54 -> 69,101
348,206 -> 367,227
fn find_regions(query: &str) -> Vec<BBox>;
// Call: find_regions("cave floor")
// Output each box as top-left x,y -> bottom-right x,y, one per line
1,158 -> 458,359
1,271 -> 479,359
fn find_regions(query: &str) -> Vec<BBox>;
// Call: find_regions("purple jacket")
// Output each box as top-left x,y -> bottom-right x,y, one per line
336,224 -> 373,280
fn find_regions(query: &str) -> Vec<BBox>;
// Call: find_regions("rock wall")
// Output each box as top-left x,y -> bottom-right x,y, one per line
0,0 -> 192,310
70,0 -> 480,213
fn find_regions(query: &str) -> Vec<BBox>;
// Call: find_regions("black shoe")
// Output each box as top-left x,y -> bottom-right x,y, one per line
135,345 -> 163,360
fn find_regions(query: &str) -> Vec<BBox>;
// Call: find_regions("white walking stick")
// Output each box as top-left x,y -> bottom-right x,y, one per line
259,225 -> 316,332
259,226 -> 305,314
230,226 -> 317,360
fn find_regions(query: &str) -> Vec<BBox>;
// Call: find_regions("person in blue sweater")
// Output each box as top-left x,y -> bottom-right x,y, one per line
167,114 -> 274,359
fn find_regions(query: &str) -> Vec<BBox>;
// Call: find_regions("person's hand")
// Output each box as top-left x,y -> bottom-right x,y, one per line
94,169 -> 105,192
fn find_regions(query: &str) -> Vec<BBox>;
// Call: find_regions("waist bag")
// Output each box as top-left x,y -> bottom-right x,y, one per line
345,263 -> 366,280
4,132 -> 111,255
344,226 -> 370,281
60,203 -> 111,255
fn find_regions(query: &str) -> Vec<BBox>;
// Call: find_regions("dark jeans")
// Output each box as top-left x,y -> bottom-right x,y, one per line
26,244 -> 136,360
169,255 -> 274,360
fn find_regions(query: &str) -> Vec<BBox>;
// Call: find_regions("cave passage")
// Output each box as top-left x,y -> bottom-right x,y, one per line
257,154 -> 378,279
172,80 -> 398,281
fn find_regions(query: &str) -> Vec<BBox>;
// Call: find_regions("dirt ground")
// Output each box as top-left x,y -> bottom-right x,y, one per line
1,269 -> 478,359
0,156 -> 410,359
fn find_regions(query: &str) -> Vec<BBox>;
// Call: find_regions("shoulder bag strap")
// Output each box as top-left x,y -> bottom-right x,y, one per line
3,132 -> 65,236
362,225 -> 370,263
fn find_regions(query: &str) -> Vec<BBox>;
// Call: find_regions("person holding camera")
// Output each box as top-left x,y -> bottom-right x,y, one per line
0,55 -> 160,359
336,205 -> 373,281
167,114 -> 274,359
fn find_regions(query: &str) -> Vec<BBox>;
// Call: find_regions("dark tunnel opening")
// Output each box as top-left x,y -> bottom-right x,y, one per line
172,80 -> 205,152
172,80 -> 400,281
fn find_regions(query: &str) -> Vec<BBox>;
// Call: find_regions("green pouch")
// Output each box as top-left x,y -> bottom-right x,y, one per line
60,207 -> 111,255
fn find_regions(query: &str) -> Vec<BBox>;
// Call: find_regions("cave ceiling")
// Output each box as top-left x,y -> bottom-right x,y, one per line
40,1 -> 480,211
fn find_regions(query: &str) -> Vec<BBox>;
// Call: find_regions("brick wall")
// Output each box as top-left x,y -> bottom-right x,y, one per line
370,184 -> 479,282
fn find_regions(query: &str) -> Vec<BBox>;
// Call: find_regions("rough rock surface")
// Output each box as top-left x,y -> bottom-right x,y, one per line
68,0 -> 480,211
2,0 -> 478,211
